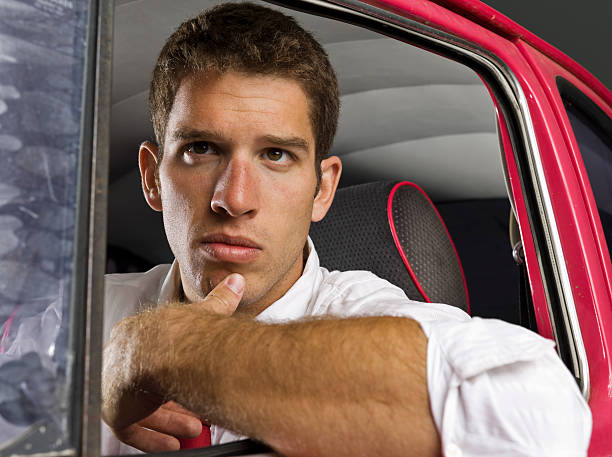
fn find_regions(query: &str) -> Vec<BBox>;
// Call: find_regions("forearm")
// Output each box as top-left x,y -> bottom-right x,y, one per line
145,306 -> 440,457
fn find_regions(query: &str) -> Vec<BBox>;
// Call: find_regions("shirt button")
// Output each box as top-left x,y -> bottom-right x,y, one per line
446,443 -> 462,457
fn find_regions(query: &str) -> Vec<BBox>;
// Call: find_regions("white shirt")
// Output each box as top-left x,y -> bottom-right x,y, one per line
102,240 -> 592,456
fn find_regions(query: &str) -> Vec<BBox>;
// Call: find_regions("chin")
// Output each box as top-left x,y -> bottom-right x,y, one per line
238,283 -> 275,310
238,290 -> 263,307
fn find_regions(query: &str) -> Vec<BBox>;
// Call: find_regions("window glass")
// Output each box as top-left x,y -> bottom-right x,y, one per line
0,0 -> 90,452
561,89 -> 612,258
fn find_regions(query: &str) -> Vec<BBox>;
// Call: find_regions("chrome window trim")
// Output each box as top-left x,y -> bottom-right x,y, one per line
515,86 -> 589,398
269,0 -> 590,399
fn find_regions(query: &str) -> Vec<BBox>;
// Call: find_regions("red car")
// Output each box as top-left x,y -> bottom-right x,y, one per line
0,0 -> 610,455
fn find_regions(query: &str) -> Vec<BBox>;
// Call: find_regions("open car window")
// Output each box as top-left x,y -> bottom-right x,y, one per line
104,2 -> 517,454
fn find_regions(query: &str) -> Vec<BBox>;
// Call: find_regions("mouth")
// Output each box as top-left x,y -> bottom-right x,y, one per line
199,234 -> 262,263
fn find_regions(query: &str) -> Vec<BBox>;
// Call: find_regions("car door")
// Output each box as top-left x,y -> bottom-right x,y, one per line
512,41 -> 612,455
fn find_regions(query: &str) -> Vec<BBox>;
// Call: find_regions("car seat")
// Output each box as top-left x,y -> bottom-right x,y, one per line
309,181 -> 470,312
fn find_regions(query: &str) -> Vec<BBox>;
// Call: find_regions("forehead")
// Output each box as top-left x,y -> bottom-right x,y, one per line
166,71 -> 314,143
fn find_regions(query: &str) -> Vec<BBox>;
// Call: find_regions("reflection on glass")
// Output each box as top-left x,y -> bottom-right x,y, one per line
0,0 -> 89,452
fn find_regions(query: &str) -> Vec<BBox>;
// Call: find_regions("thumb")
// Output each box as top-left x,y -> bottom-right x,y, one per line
201,273 -> 244,316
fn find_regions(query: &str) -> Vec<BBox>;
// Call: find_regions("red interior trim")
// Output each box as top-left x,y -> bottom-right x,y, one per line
387,181 -> 471,313
387,182 -> 432,303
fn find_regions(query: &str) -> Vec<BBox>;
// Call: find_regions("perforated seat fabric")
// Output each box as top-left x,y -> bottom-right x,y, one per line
309,181 -> 469,312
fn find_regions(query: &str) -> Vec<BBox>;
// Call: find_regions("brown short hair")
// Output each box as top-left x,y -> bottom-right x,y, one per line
149,2 -> 339,173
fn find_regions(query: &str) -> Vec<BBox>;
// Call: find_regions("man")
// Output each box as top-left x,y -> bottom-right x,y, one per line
102,3 -> 591,456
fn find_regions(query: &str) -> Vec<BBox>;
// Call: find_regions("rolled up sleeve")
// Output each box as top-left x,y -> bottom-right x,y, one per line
425,317 -> 592,457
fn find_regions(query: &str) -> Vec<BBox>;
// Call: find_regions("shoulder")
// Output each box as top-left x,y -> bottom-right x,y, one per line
104,264 -> 171,301
103,264 -> 171,343
105,264 -> 171,295
321,268 -> 403,297
313,268 -> 468,324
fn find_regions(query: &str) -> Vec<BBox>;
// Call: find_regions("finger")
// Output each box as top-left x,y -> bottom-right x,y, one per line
113,423 -> 180,453
161,400 -> 201,419
201,273 -> 245,315
138,404 -> 202,438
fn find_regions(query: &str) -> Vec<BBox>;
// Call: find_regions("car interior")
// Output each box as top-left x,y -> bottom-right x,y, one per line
108,0 -> 521,325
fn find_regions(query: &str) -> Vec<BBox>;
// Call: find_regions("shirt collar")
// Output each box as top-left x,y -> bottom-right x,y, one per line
256,237 -> 322,321
157,260 -> 183,305
156,237 -> 322,320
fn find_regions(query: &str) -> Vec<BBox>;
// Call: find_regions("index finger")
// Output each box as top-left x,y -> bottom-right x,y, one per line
198,273 -> 245,315
113,423 -> 180,453
138,404 -> 202,439
161,401 -> 200,419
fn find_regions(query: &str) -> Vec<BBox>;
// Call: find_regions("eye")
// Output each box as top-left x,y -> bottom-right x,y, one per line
185,141 -> 211,155
265,149 -> 288,162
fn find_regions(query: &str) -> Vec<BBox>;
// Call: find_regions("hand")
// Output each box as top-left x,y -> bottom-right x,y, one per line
102,273 -> 245,451
110,401 -> 203,453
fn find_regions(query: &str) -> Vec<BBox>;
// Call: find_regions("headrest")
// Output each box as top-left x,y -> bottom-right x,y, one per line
309,181 -> 470,312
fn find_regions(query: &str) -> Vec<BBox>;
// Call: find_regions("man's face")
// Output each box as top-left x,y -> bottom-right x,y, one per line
140,71 -> 340,312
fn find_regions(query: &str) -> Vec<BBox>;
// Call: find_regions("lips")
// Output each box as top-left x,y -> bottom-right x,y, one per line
199,234 -> 262,263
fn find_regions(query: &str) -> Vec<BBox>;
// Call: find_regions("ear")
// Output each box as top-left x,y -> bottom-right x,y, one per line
312,155 -> 342,222
139,141 -> 163,212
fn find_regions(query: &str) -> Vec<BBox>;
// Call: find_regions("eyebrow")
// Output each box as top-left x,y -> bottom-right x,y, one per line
261,134 -> 310,153
170,128 -> 311,153
170,127 -> 225,142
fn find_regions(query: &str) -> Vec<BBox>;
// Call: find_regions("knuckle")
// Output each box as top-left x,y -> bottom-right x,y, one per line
207,291 -> 232,313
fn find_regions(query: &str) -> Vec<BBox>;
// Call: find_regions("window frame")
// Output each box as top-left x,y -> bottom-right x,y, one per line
514,37 -> 612,455
76,0 -> 114,455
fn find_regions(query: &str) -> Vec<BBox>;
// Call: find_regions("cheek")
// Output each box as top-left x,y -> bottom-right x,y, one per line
159,169 -> 209,226
268,173 -> 316,230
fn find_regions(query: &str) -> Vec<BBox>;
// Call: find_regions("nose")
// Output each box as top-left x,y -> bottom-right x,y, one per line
210,157 -> 258,217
